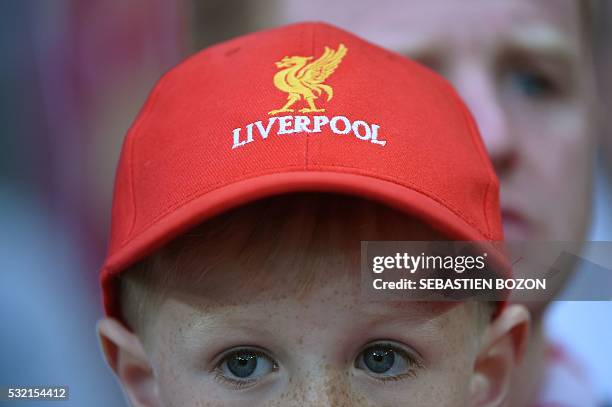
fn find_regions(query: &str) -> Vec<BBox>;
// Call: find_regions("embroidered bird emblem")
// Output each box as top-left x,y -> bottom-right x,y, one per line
268,44 -> 347,115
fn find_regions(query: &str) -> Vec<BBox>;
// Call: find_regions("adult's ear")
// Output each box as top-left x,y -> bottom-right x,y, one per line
97,318 -> 160,407
469,304 -> 530,407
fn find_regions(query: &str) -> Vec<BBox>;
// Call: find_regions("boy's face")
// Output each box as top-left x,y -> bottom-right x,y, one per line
98,199 -> 528,407
151,263 -> 481,406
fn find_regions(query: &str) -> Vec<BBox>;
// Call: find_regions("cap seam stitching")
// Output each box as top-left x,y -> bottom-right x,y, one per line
125,74 -> 169,239
445,83 -> 496,238
305,24 -> 316,169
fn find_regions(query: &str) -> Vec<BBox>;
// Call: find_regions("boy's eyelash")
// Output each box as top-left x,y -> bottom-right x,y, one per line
212,370 -> 257,390
363,341 -> 424,365
211,346 -> 268,369
402,347 -> 424,370
377,371 -> 419,383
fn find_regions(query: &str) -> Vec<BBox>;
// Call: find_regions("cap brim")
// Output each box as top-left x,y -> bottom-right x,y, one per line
101,170 -> 507,317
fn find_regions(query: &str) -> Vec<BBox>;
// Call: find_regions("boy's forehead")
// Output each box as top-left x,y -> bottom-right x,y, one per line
160,276 -> 471,335
150,203 -> 455,319
162,250 -> 360,306
160,249 -> 467,322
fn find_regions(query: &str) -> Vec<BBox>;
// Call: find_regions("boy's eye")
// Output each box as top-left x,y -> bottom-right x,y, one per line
216,348 -> 277,384
363,346 -> 396,373
355,342 -> 421,379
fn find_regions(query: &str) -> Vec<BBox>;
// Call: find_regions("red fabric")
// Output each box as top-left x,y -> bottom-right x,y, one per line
101,22 -> 505,317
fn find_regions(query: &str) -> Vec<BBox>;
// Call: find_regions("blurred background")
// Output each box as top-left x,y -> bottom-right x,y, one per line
0,1 -> 610,406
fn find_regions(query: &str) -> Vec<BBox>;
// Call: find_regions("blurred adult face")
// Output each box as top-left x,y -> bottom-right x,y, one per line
595,2 -> 612,173
281,0 -> 596,242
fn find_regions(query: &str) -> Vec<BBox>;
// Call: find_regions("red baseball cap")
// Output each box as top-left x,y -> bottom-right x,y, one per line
101,22 -> 505,317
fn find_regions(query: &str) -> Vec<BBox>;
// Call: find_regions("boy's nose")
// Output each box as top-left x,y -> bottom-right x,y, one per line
286,368 -> 371,407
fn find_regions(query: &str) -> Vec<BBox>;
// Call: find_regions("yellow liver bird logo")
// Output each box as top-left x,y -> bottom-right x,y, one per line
268,44 -> 347,115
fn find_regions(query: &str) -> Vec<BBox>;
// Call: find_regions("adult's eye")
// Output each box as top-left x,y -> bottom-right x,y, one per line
509,69 -> 557,98
216,348 -> 277,384
355,342 -> 422,379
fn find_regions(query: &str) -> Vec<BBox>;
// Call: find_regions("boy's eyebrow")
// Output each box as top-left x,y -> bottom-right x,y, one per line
178,315 -> 278,347
358,300 -> 461,321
